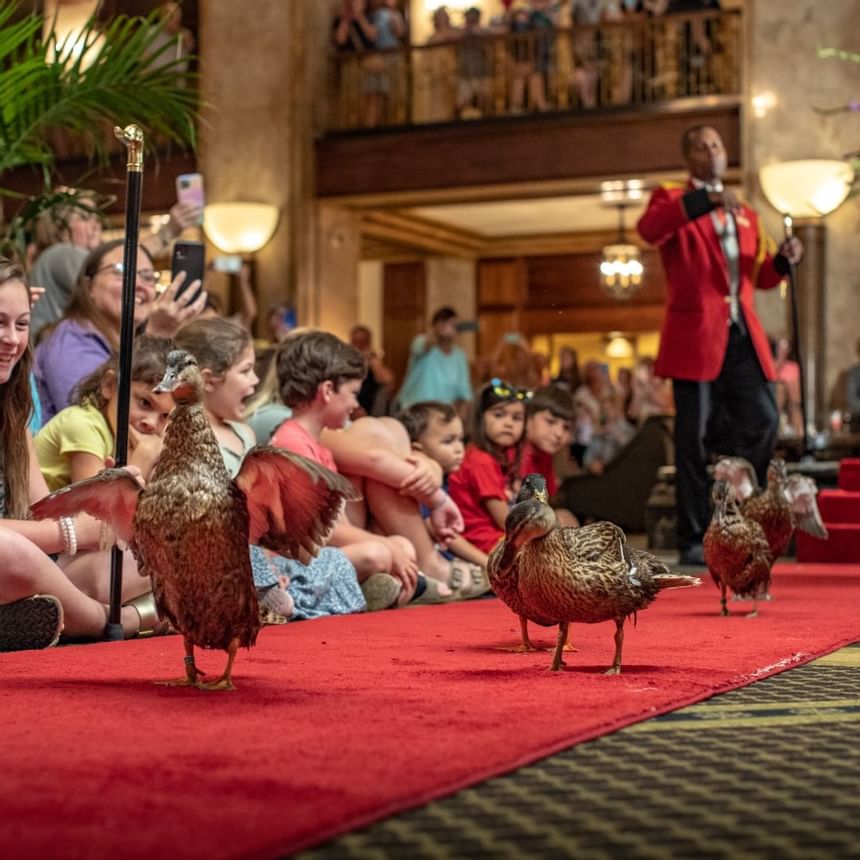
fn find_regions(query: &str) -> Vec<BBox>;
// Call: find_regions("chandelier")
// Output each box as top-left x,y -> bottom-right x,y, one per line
599,201 -> 644,300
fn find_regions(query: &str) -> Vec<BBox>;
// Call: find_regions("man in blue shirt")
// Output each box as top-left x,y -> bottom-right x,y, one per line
397,307 -> 473,418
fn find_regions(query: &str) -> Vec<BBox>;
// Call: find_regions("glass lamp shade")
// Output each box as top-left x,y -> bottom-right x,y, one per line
759,159 -> 853,218
203,203 -> 279,253
600,244 -> 644,300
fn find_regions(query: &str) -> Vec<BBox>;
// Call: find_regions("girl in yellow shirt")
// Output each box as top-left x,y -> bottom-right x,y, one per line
35,336 -> 174,491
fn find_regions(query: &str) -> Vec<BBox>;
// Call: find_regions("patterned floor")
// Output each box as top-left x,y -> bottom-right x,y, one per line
299,644 -> 860,860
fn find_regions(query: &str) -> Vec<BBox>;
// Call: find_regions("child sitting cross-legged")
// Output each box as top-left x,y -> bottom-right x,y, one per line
398,401 -> 490,581
519,384 -> 579,527
272,330 -> 487,605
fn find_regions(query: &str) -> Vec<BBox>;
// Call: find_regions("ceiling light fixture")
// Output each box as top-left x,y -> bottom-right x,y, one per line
599,203 -> 644,300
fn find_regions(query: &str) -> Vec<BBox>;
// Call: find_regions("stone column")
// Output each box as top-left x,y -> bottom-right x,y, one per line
199,2 -> 311,337
791,221 -> 827,431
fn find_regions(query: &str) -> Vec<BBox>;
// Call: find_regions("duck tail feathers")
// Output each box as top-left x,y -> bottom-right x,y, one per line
654,573 -> 702,590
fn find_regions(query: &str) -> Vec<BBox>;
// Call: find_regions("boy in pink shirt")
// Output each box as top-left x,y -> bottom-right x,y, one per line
273,331 -> 476,604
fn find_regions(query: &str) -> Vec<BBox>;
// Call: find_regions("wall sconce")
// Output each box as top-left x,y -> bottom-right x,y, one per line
203,202 -> 280,254
759,159 -> 853,218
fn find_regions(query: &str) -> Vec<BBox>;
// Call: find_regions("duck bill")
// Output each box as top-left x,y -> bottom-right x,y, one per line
154,368 -> 180,394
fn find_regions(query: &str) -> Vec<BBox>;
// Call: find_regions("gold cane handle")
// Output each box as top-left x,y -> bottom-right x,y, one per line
114,123 -> 144,172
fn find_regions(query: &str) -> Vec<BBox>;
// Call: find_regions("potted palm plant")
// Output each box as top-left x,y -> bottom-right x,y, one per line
0,1 -> 199,259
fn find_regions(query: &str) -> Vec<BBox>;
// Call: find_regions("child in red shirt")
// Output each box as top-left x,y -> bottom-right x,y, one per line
447,379 -> 528,553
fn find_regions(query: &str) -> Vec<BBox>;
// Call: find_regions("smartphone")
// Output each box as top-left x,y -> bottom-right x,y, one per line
455,319 -> 479,333
212,255 -> 243,274
175,173 -> 205,225
171,241 -> 205,304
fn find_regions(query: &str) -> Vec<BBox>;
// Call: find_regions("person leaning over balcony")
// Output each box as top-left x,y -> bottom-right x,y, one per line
637,124 -> 803,567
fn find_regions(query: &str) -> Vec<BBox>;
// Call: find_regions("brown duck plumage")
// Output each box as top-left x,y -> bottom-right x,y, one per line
739,459 -> 795,561
32,350 -> 358,690
490,474 -> 700,673
703,480 -> 772,616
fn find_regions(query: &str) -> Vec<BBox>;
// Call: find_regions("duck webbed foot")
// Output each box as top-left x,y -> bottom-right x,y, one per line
197,638 -> 239,692
156,638 -> 205,687
500,616 -> 541,653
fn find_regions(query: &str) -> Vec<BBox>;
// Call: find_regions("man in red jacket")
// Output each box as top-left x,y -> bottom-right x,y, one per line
638,125 -> 803,566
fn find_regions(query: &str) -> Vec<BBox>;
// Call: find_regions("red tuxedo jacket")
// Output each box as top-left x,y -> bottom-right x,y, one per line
637,181 -> 784,382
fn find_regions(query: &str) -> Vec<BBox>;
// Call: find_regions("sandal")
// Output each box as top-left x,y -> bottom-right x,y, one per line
408,574 -> 461,606
360,573 -> 402,612
125,592 -> 171,638
0,594 -> 64,652
447,562 -> 493,599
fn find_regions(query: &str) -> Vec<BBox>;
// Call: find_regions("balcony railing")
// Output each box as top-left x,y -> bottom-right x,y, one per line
327,9 -> 741,132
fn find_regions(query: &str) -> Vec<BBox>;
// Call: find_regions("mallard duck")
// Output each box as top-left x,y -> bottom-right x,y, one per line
740,458 -> 795,562
716,456 -> 828,549
703,480 -> 772,617
32,350 -> 358,691
492,474 -> 701,673
487,474 -> 558,652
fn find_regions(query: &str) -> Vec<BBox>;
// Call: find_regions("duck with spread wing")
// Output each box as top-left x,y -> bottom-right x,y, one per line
31,350 -> 358,691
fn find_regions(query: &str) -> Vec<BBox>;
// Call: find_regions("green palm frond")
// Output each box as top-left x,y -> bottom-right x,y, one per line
0,1 -> 199,177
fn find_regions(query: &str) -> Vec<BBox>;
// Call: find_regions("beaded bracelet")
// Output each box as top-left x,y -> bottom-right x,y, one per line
58,516 -> 78,557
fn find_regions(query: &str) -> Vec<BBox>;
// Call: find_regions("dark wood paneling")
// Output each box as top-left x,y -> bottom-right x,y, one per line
526,251 -> 666,309
382,262 -> 426,389
477,258 -> 526,307
477,251 -> 667,339
316,102 -> 740,198
3,150 -> 198,216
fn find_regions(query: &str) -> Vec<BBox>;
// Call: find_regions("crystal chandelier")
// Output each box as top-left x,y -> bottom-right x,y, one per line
599,202 -> 644,300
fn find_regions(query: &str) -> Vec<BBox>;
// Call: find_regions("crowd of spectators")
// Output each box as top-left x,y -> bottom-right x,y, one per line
331,0 -> 726,126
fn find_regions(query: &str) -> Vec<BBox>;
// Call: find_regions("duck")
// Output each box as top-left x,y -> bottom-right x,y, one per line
491,473 -> 701,673
487,474 -> 558,652
717,457 -> 828,562
703,480 -> 772,616
31,349 -> 358,691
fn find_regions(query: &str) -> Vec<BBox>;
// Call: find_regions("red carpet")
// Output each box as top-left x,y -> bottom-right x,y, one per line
2,563 -> 859,859
798,459 -> 860,562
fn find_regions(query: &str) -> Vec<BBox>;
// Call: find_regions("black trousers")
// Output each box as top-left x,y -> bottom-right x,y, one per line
672,323 -> 778,551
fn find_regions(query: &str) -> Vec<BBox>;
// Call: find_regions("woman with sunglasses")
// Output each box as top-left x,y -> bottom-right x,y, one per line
447,378 -> 530,553
33,238 -> 205,424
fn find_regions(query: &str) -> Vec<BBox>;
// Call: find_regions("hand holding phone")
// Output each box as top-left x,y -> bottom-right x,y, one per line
171,241 -> 205,305
175,173 -> 205,226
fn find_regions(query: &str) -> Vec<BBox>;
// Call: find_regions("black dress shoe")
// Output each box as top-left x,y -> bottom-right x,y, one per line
678,544 -> 705,566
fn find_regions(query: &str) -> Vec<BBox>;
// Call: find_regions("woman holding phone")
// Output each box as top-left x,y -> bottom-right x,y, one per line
33,238 -> 206,424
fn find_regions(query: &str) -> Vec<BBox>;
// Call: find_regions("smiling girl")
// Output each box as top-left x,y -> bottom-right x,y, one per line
0,259 -> 158,650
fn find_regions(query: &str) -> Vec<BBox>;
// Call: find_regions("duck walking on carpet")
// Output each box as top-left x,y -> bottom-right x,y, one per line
32,350 -> 358,691
703,480 -> 772,617
489,474 -> 701,673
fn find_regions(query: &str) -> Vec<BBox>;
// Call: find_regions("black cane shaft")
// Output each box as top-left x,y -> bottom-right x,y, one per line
106,165 -> 143,636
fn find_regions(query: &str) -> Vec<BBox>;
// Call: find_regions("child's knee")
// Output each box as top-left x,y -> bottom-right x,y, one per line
388,535 -> 416,560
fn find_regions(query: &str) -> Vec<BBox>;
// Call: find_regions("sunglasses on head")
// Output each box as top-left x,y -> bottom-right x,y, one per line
489,378 -> 533,401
